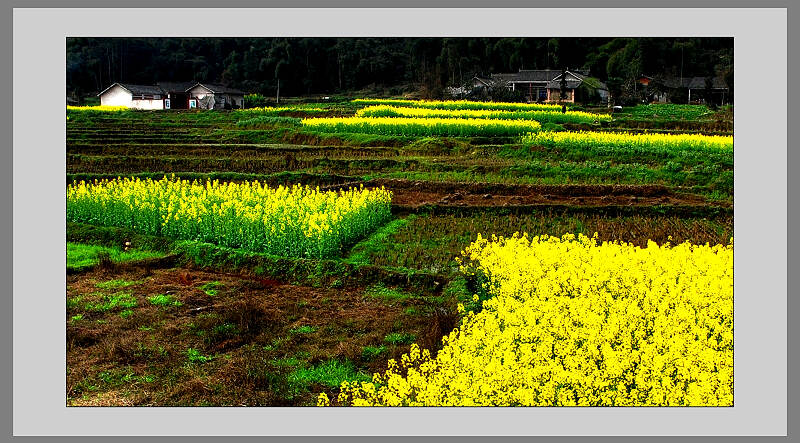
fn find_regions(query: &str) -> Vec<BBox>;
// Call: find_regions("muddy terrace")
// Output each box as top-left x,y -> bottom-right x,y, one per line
66,104 -> 733,406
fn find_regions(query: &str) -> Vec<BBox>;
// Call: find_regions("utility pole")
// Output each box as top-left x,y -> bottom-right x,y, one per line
276,78 -> 280,104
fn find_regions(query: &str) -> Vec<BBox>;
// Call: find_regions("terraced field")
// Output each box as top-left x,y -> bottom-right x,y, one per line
66,101 -> 733,406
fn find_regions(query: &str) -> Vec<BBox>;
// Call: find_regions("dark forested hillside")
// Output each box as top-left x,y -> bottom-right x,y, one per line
67,37 -> 733,100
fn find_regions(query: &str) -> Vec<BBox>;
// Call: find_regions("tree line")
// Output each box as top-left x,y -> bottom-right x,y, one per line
67,37 -> 733,101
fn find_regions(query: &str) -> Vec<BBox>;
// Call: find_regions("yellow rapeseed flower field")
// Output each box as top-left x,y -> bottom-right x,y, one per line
66,176 -> 392,259
327,233 -> 733,406
355,105 -> 611,124
301,116 -> 542,137
353,98 -> 564,112
66,105 -> 130,112
521,130 -> 733,151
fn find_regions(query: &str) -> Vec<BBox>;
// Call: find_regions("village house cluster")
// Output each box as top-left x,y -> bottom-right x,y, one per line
466,69 -> 730,106
97,81 -> 246,110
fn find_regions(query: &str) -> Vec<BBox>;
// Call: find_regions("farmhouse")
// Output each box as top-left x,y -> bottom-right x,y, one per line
491,69 -> 561,102
97,83 -> 167,110
186,83 -> 246,110
97,82 -> 246,110
637,75 -> 730,105
489,69 -> 609,104
671,76 -> 730,105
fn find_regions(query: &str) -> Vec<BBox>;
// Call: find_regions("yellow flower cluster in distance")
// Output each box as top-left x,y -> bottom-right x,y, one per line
66,105 -> 130,112
353,98 -> 564,112
355,105 -> 611,124
521,130 -> 733,151
66,176 -> 392,259
327,233 -> 733,406
301,116 -> 542,137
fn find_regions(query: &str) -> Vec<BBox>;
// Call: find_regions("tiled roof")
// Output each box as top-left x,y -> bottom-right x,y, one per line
156,81 -> 198,93
117,83 -> 164,95
98,82 -> 163,96
192,83 -> 246,94
660,76 -> 728,89
491,69 -> 563,84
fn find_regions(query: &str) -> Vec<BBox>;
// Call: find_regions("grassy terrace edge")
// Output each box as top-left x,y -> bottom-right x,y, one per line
66,171 -> 361,187
67,222 -> 448,292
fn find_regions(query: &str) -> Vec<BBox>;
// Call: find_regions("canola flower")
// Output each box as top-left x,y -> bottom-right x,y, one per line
353,98 -> 564,112
355,105 -> 611,124
66,176 -> 392,259
325,233 -> 733,406
521,130 -> 733,151
66,105 -> 130,112
301,116 -> 542,137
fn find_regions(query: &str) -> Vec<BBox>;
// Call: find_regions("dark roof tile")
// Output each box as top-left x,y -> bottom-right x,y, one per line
156,81 -> 198,93
491,69 -> 564,84
117,83 -> 164,96
193,83 -> 245,94
660,76 -> 728,89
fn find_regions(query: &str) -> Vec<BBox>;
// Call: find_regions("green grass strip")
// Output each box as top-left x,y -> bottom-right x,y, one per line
67,242 -> 164,269
344,215 -> 417,265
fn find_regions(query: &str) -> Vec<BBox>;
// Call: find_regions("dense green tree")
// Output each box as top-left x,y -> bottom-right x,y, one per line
66,37 -> 732,100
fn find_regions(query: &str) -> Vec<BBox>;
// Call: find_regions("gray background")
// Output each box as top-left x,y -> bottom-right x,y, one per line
6,5 -> 790,439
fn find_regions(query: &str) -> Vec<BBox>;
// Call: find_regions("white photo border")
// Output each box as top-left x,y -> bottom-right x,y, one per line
12,7 -> 787,436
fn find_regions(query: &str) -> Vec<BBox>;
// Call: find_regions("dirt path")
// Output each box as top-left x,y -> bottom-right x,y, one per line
326,178 -> 719,208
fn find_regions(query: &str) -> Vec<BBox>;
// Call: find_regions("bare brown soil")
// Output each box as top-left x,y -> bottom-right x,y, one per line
67,266 -> 453,406
328,179 -> 717,208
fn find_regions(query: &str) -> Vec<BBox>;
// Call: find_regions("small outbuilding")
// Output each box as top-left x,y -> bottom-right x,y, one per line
639,75 -> 730,105
186,83 -> 246,110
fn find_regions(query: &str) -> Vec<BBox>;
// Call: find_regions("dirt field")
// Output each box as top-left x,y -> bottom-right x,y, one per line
67,266 -> 454,406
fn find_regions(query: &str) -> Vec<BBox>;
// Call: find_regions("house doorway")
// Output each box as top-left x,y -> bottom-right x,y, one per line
169,93 -> 189,109
538,89 -> 547,101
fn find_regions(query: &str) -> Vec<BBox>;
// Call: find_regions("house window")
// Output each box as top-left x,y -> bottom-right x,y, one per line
189,99 -> 197,109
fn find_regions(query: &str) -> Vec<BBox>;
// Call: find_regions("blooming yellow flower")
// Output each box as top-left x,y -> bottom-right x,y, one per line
521,130 -> 732,151
355,105 -> 611,124
334,233 -> 733,407
302,116 -> 541,137
66,176 -> 392,259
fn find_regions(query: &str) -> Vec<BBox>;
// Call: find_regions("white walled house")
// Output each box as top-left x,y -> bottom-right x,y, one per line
97,83 -> 166,110
97,82 -> 247,110
186,83 -> 245,110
